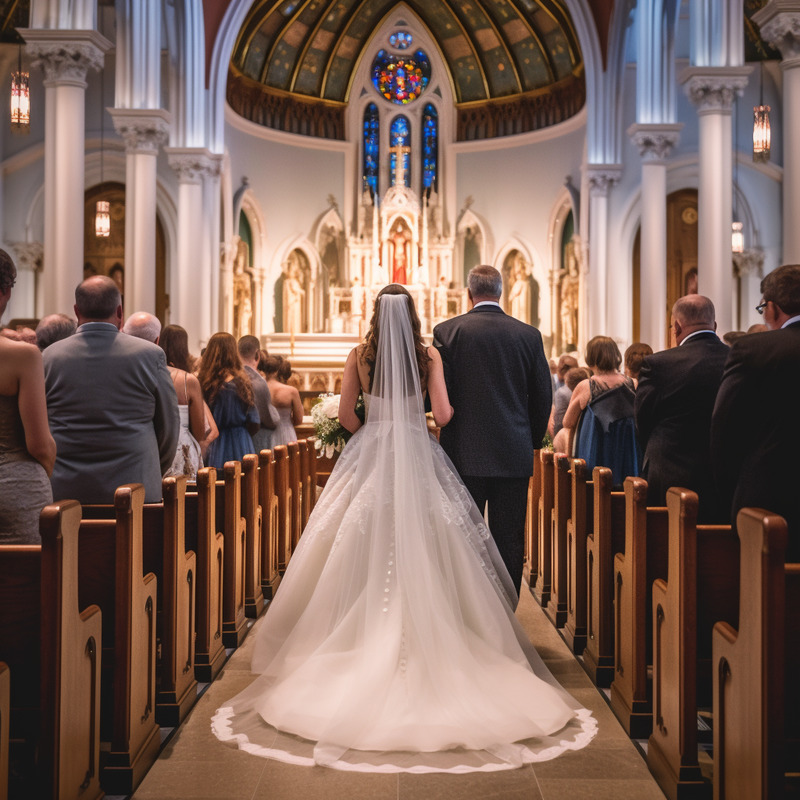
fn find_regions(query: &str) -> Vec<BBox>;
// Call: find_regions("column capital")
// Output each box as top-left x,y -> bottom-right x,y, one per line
753,2 -> 800,61
627,123 -> 683,163
109,108 -> 171,155
19,28 -> 112,88
165,147 -> 222,184
679,66 -> 752,114
8,241 -> 43,273
733,248 -> 765,278
585,164 -> 623,197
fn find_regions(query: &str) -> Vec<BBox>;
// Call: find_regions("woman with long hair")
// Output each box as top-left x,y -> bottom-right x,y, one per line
213,284 -> 595,772
198,332 -> 258,469
263,355 -> 304,445
0,250 -> 56,543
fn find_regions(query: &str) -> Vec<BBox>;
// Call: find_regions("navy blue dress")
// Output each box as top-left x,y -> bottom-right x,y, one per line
206,380 -> 259,469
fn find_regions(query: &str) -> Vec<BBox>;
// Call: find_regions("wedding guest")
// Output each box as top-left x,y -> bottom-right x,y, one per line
623,342 -> 653,386
238,335 -> 278,452
265,355 -> 304,446
550,366 -> 590,438
0,250 -> 55,543
35,313 -> 76,351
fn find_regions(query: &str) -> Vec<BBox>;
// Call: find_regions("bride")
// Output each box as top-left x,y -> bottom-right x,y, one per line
212,284 -> 596,773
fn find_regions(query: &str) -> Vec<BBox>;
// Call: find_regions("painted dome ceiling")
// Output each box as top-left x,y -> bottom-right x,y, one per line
228,0 -> 586,139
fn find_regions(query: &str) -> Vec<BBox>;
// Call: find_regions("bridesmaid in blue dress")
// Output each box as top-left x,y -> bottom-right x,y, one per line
198,332 -> 259,469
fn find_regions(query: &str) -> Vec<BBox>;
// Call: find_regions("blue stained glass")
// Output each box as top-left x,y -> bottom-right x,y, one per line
389,115 -> 411,187
363,103 -> 379,196
422,104 -> 438,191
389,31 -> 412,50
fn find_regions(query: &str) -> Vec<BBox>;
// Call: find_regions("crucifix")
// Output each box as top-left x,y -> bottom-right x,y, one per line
389,142 -> 411,187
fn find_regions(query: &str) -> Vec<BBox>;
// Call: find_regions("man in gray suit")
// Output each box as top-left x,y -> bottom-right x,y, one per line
43,276 -> 179,503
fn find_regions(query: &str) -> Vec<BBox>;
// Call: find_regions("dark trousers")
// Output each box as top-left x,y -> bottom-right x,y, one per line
461,475 -> 530,606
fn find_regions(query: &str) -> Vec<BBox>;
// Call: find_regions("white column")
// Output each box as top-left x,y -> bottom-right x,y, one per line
584,166 -> 622,342
753,4 -> 800,262
627,124 -> 682,351
20,30 -> 111,315
166,148 -> 215,353
681,67 -> 750,334
203,157 -> 223,339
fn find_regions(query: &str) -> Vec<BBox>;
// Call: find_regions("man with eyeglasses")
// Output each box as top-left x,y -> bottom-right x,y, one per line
711,263 -> 800,559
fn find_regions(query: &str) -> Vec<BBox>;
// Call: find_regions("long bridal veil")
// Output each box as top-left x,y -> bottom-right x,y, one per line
212,293 -> 596,773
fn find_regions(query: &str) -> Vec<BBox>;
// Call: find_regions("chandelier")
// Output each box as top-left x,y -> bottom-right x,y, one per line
731,221 -> 744,254
95,68 -> 109,237
753,64 -> 771,163
10,47 -> 30,132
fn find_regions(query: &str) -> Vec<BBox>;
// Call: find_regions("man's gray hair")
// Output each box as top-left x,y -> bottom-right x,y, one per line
36,313 -> 77,350
123,311 -> 162,343
468,265 -> 502,299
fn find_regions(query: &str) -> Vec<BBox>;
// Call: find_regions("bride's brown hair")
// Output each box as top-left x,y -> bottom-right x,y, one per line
361,284 -> 431,391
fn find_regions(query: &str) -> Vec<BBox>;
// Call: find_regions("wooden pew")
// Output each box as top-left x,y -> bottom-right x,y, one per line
533,450 -> 554,608
258,450 -> 281,600
563,457 -> 590,654
712,508 -> 797,799
0,662 -> 7,800
274,445 -> 293,573
299,439 -> 314,530
221,461 -> 248,648
545,453 -> 571,628
184,468 -> 226,683
82,476 -> 199,727
305,439 -> 318,516
287,442 -> 303,550
0,502 -> 103,800
647,488 -> 738,800
609,477 -> 668,738
524,449 -> 542,590
77,484 -> 160,795
241,454 -> 265,619
582,467 -> 623,687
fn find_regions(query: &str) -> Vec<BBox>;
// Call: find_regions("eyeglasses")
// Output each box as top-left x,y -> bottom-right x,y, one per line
756,300 -> 768,315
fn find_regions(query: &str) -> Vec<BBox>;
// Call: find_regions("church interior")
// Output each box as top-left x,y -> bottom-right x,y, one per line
0,0 -> 796,798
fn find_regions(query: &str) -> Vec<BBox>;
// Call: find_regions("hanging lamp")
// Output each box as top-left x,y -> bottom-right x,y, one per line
753,63 -> 771,163
10,45 -> 30,132
95,69 -> 110,237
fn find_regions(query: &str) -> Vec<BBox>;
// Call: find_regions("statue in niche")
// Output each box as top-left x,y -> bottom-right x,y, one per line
233,241 -> 254,338
350,274 -> 368,337
434,274 -> 449,322
508,256 -> 532,324
283,252 -> 306,335
462,226 -> 481,283
388,221 -> 411,284
559,242 -> 580,350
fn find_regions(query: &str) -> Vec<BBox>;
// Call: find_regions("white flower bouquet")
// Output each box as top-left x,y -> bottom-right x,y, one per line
311,392 -> 365,459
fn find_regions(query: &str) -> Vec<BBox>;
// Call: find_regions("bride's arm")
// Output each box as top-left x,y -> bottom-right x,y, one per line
427,346 -> 453,427
339,348 -> 363,434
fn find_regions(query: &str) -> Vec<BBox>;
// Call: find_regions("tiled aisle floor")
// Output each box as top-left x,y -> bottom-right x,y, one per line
132,589 -> 666,800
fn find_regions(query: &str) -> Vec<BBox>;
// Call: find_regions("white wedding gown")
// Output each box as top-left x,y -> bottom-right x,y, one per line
212,295 -> 597,773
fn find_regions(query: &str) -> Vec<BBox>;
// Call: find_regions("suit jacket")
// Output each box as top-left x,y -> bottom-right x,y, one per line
43,322 -> 180,504
634,332 -> 728,521
433,305 -> 551,478
711,321 -> 800,557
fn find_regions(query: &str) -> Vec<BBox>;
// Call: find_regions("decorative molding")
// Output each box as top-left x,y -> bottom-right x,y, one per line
165,147 -> 221,184
9,241 -> 43,272
19,29 -> 111,88
679,66 -> 752,114
753,3 -> 800,61
733,248 -> 765,278
627,123 -> 683,162
585,164 -> 623,197
109,108 -> 171,155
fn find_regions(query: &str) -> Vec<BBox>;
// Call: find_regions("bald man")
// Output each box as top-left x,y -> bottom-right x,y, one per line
123,311 -> 162,344
634,294 -> 729,522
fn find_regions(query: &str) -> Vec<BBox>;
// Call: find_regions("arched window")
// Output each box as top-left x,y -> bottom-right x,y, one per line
363,103 -> 380,196
421,104 -> 438,192
389,115 -> 411,187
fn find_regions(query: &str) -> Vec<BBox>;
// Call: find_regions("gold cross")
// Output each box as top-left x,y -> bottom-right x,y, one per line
389,143 -> 411,187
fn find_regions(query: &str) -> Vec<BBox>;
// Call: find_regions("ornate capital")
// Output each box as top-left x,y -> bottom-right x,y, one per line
679,66 -> 752,114
585,164 -> 623,197
165,147 -> 220,184
109,108 -> 171,155
627,123 -> 683,162
733,248 -> 765,278
753,2 -> 800,61
9,241 -> 43,273
19,29 -> 111,88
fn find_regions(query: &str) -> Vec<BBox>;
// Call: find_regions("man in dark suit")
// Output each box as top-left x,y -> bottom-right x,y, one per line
711,263 -> 800,558
44,276 -> 179,504
634,294 -> 728,521
433,265 -> 552,600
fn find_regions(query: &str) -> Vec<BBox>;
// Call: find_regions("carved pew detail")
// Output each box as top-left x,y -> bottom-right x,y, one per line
563,458 -> 590,654
258,450 -> 281,600
222,461 -> 248,648
241,454 -> 265,619
609,477 -> 668,738
582,467 -> 623,687
545,453 -> 570,628
647,488 -> 737,800
533,450 -> 554,608
524,449 -> 542,590
713,508 -> 794,800
274,445 -> 292,573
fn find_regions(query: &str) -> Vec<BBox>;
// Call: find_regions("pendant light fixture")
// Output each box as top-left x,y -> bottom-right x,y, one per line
95,69 -> 110,238
732,94 -> 744,254
753,63 -> 771,163
10,45 -> 30,132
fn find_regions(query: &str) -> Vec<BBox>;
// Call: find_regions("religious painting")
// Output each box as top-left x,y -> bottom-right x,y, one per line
461,225 -> 482,284
557,212 -> 579,352
387,219 -> 412,285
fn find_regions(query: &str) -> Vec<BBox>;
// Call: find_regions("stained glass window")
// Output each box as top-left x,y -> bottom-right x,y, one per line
363,103 -> 379,196
389,116 -> 411,187
422,104 -> 438,192
372,49 -> 431,105
389,31 -> 412,50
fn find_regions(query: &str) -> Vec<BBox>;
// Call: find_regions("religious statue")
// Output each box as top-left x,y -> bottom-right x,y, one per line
233,242 -> 253,338
434,274 -> 449,321
560,243 -> 580,350
350,274 -> 368,337
283,259 -> 305,335
508,259 -> 531,324
388,221 -> 411,284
